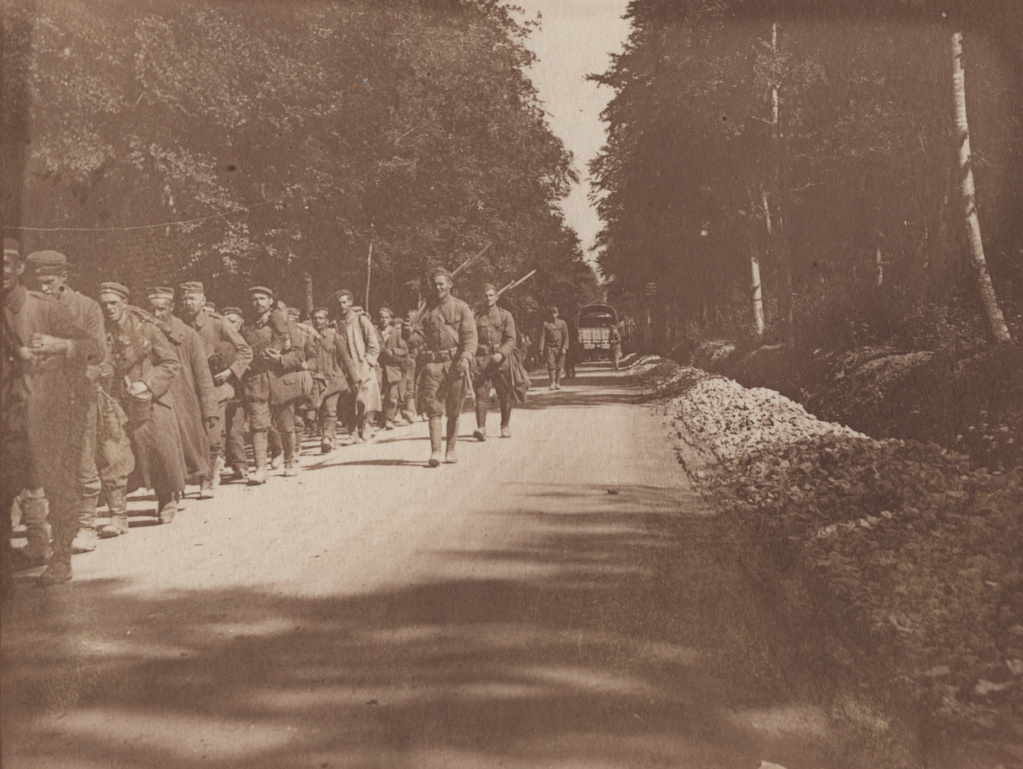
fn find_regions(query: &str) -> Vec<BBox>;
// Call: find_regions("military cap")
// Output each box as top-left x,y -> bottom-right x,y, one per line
147,286 -> 175,301
4,237 -> 21,257
378,305 -> 394,316
98,282 -> 130,300
248,285 -> 274,299
335,289 -> 354,302
26,250 -> 68,275
431,267 -> 453,280
179,281 -> 205,295
204,302 -> 216,312
286,306 -> 300,320
311,306 -> 329,316
482,283 -> 497,293
221,306 -> 244,318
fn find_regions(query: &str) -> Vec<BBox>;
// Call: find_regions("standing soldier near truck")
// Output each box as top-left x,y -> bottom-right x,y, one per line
473,283 -> 517,441
410,267 -> 477,466
539,306 -> 570,390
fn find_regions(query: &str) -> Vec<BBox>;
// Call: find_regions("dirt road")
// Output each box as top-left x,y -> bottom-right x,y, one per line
2,363 -> 886,768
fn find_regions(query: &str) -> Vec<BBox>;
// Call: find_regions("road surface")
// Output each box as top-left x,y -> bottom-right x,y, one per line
2,363 -> 884,768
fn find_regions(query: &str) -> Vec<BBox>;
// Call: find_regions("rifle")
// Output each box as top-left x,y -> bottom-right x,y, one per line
412,241 -> 495,324
496,269 -> 537,298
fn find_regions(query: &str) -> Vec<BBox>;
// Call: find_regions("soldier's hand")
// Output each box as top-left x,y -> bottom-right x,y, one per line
29,333 -> 69,357
490,353 -> 503,367
16,346 -> 35,363
213,369 -> 232,385
127,380 -> 151,398
261,348 -> 283,363
456,356 -> 471,375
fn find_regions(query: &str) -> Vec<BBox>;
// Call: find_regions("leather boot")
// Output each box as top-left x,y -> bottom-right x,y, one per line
72,495 -> 99,554
157,492 -> 177,524
473,403 -> 487,442
250,430 -> 269,485
321,416 -> 337,453
282,430 -> 298,477
445,415 -> 459,463
99,487 -> 129,538
428,417 -> 444,467
39,552 -> 72,586
21,490 -> 52,564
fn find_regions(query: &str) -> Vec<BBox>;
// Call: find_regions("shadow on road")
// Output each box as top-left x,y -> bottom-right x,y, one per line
2,479 -> 872,768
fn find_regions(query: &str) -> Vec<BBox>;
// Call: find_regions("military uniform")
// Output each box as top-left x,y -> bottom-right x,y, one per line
306,317 -> 358,452
2,270 -> 103,586
473,303 -> 517,439
401,315 -> 420,423
185,291 -> 253,483
337,306 -> 381,441
540,316 -> 570,389
410,286 -> 477,464
377,317 -> 408,426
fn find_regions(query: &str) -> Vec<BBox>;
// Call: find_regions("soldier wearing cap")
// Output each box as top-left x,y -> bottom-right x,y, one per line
335,289 -> 381,443
219,306 -> 251,479
376,305 -> 408,429
27,249 -> 132,556
473,282 -> 517,440
3,239 -> 104,587
179,281 -> 253,487
539,306 -> 570,390
148,286 -> 217,497
409,267 -> 477,466
401,308 -> 420,424
98,282 -> 185,530
239,286 -> 298,482
307,306 -> 359,453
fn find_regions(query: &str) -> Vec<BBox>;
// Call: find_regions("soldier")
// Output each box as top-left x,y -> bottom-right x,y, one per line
239,286 -> 297,482
409,267 -> 477,466
3,240 -> 103,586
376,306 -> 408,430
473,283 -> 517,441
539,306 -> 570,390
178,282 -> 253,491
307,306 -> 358,453
147,287 -> 217,496
98,282 -> 185,529
401,309 -> 420,423
219,306 -> 251,480
26,250 -> 130,555
335,289 -> 381,443
609,323 -> 622,370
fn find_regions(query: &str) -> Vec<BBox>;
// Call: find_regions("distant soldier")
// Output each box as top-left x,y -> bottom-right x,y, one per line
609,324 -> 622,370
335,289 -> 381,443
409,267 -> 477,466
219,306 -> 251,480
97,282 -> 185,530
3,241 -> 103,587
239,286 -> 296,482
148,287 -> 217,496
179,281 -> 253,491
539,306 -> 570,390
376,306 -> 408,429
401,309 -> 420,423
473,283 -> 517,440
307,307 -> 358,453
27,250 -> 125,556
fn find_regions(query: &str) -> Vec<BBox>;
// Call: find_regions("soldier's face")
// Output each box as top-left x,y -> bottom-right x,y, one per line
224,313 -> 243,331
149,298 -> 174,321
180,292 -> 205,319
3,251 -> 24,292
36,272 -> 67,296
251,293 -> 272,315
378,310 -> 392,327
99,293 -> 127,324
312,312 -> 328,331
484,289 -> 498,308
337,294 -> 353,314
433,276 -> 452,301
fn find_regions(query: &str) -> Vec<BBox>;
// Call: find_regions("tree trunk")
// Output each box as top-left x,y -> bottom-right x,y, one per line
303,272 -> 314,317
952,32 -> 1012,344
767,23 -> 794,346
744,191 -> 766,339
364,240 -> 373,310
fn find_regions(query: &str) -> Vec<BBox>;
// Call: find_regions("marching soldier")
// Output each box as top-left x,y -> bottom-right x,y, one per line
179,282 -> 253,491
219,306 -> 251,480
409,267 -> 477,466
3,240 -> 103,587
148,287 -> 217,496
98,282 -> 185,529
609,323 -> 622,370
376,306 -> 408,429
401,308 -> 420,423
307,306 -> 359,453
26,250 -> 129,556
539,306 -> 570,390
473,283 -> 517,441
335,289 -> 381,443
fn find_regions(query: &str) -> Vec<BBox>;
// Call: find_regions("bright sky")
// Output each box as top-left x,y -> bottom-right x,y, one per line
505,0 -> 633,258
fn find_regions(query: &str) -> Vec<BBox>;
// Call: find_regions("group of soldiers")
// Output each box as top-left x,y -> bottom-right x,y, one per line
2,238 -> 570,590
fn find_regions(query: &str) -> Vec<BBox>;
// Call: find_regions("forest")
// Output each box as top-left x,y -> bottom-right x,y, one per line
591,0 -> 1023,354
1,0 -> 598,328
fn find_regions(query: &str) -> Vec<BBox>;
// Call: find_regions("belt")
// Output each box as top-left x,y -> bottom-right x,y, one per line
477,343 -> 493,356
420,347 -> 458,363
